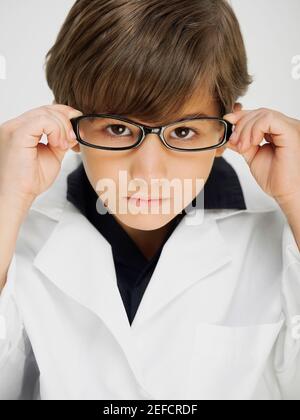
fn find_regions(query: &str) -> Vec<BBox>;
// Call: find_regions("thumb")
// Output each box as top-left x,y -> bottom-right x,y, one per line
45,137 -> 76,163
240,144 -> 260,166
226,138 -> 259,167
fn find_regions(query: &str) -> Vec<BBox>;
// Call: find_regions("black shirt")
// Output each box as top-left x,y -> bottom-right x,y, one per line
66,157 -> 246,325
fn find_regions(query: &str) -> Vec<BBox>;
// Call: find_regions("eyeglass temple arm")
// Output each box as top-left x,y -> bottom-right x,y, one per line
224,120 -> 233,141
70,118 -> 78,135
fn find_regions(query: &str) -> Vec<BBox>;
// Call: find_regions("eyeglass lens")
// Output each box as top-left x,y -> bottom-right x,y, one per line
78,116 -> 226,150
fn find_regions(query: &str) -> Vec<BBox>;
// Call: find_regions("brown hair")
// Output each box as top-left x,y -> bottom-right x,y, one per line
44,0 -> 253,123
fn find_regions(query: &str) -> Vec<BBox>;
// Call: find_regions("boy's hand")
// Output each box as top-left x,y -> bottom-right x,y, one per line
223,107 -> 300,213
0,104 -> 82,211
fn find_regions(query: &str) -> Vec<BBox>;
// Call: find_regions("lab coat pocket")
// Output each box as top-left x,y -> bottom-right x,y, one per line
185,320 -> 284,400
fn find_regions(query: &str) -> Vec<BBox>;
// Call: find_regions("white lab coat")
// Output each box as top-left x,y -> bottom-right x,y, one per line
0,152 -> 300,400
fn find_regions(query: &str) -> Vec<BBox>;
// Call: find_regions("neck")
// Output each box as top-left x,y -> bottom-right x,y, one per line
114,217 -> 175,261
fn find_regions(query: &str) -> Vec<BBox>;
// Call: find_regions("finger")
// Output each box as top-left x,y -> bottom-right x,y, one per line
18,104 -> 81,123
223,109 -> 253,125
36,140 -> 68,167
231,109 -> 298,148
19,104 -> 82,121
18,111 -> 69,151
44,109 -> 76,150
226,127 -> 260,167
225,131 -> 260,167
19,104 -> 82,143
20,106 -> 80,150
230,112 -> 260,147
240,143 -> 260,167
12,114 -> 61,148
250,112 -> 293,148
237,114 -> 264,153
44,112 -> 70,150
223,110 -> 257,146
34,115 -> 72,162
44,106 -> 83,148
44,104 -> 83,121
224,113 -> 260,162
38,104 -> 83,118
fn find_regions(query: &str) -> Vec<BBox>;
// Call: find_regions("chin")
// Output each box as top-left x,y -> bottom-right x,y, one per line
114,212 -> 179,231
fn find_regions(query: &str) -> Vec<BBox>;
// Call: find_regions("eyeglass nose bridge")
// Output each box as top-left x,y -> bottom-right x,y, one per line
140,125 -> 167,146
143,126 -> 162,135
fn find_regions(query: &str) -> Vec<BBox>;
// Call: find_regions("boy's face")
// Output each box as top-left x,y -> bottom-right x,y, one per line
70,93 -> 237,231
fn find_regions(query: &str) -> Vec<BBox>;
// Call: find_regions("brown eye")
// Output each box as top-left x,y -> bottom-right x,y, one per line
170,127 -> 196,140
106,124 -> 132,136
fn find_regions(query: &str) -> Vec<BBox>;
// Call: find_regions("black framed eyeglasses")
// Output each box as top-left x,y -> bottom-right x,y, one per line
70,114 -> 233,152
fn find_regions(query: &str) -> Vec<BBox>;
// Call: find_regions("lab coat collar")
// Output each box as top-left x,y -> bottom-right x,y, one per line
32,199 -> 233,337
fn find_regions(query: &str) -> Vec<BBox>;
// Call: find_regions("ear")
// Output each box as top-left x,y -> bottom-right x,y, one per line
233,102 -> 243,113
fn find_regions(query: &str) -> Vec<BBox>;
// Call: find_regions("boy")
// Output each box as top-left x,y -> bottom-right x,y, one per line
0,0 -> 300,400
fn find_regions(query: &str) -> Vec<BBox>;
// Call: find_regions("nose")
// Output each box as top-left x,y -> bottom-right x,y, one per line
136,131 -> 167,155
131,132 -> 168,177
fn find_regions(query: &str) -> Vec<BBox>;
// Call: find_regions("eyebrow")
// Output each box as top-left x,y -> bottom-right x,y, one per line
179,112 -> 209,119
127,112 -> 210,127
167,112 -> 211,125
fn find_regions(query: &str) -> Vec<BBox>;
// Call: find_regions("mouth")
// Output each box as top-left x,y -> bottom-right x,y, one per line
126,196 -> 169,206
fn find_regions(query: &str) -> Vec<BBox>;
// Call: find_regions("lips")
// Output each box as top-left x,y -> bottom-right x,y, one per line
127,196 -> 164,201
126,196 -> 168,206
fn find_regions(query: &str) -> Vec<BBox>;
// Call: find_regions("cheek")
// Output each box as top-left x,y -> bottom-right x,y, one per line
174,154 -> 215,205
170,153 -> 215,189
81,149 -> 126,189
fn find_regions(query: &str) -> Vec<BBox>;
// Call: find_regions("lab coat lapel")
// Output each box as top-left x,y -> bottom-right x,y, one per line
32,202 -> 234,336
131,209 -> 233,328
32,201 -> 235,396
33,202 -> 158,395
33,202 -> 133,345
